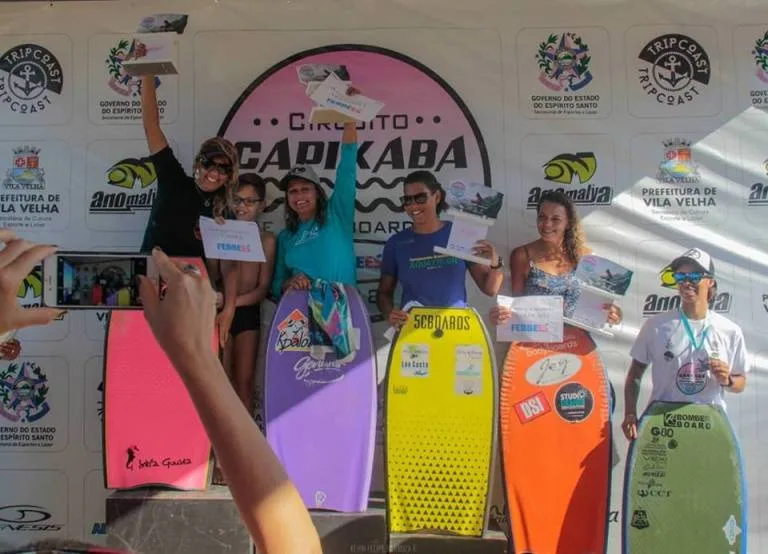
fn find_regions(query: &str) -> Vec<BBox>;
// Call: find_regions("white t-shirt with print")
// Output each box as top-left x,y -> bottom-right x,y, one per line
630,309 -> 749,410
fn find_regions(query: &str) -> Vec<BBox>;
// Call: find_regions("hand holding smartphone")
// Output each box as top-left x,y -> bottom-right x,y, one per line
42,251 -> 160,310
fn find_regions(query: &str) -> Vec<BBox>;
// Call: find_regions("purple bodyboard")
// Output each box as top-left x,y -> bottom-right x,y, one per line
264,286 -> 376,512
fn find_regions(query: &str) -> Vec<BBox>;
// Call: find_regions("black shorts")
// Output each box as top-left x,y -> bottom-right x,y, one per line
230,304 -> 261,336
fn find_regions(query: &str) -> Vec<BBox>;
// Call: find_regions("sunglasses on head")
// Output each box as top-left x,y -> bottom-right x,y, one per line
673,271 -> 708,285
400,192 -> 430,206
198,155 -> 233,176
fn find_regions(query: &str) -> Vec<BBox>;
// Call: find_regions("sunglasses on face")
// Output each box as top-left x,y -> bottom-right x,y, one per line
673,271 -> 707,285
198,156 -> 233,176
400,192 -> 430,206
232,196 -> 262,207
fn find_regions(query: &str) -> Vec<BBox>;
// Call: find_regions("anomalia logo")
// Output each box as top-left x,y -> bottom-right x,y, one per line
89,157 -> 157,215
218,45 -> 491,322
642,290 -> 732,317
526,151 -> 613,208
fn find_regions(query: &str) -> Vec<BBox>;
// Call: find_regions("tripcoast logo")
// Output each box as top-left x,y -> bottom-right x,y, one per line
637,33 -> 711,106
0,44 -> 64,115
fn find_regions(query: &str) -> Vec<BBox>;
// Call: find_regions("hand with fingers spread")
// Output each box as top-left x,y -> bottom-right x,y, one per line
0,228 -> 65,336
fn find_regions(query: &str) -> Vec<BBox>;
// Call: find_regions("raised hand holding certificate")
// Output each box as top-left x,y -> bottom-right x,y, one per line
496,295 -> 564,343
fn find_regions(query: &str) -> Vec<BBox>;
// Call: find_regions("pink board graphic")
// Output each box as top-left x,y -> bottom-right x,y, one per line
218,45 -> 491,326
265,287 -> 376,512
103,257 -> 218,490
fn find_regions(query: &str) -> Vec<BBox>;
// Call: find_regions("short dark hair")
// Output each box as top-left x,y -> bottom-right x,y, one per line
403,170 -> 448,214
238,173 -> 266,199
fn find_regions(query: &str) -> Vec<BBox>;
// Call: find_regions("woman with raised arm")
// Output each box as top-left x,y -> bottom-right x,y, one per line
134,41 -> 239,340
270,119 -> 359,299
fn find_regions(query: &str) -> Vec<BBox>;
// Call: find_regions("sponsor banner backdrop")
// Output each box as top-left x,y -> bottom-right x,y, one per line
0,0 -> 766,550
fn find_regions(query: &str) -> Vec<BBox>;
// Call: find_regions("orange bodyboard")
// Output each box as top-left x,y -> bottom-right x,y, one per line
500,325 -> 611,554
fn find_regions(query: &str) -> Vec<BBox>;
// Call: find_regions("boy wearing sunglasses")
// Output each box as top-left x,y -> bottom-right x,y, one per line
622,248 -> 748,441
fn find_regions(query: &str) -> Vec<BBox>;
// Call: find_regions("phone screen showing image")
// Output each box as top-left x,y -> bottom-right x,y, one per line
56,255 -> 149,308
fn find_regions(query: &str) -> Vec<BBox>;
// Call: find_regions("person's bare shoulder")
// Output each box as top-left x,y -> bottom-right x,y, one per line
261,230 -> 276,246
261,230 -> 277,257
510,241 -> 535,265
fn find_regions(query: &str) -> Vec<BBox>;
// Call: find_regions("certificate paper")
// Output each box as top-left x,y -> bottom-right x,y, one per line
308,72 -> 384,122
495,295 -> 564,343
433,216 -> 490,265
199,216 -> 265,262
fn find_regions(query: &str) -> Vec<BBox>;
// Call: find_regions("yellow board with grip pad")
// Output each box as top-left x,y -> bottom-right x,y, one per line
384,307 -> 497,536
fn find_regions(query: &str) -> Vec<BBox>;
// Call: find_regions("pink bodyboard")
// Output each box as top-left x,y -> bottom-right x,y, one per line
103,257 -> 217,490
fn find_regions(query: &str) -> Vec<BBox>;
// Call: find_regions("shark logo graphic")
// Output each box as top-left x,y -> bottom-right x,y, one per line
106,157 -> 157,189
89,156 -> 157,215
527,151 -> 611,208
17,266 -> 43,299
17,266 -> 64,321
543,152 -> 597,184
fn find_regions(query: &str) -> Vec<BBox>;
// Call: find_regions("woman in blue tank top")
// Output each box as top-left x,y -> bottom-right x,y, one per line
490,190 -> 622,325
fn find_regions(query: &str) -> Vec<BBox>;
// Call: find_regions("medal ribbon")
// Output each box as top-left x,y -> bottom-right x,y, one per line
680,311 -> 709,352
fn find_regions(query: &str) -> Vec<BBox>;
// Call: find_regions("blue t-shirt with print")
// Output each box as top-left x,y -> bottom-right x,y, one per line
380,222 -> 468,308
271,142 -> 358,298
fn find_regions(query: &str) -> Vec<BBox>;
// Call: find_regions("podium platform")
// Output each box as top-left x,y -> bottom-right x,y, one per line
106,488 -> 509,554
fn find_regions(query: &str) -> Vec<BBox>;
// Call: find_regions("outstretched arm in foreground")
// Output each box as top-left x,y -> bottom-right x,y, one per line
138,248 -> 321,554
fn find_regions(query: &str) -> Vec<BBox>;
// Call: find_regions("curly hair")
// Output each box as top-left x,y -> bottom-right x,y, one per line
536,190 -> 586,265
403,170 -> 449,214
195,137 -> 239,219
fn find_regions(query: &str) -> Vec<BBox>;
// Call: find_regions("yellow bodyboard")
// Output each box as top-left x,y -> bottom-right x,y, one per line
385,307 -> 497,536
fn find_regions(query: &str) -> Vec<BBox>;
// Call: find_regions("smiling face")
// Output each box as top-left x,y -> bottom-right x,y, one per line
230,183 -> 264,222
286,179 -> 319,220
194,154 -> 232,193
401,181 -> 439,226
537,200 -> 569,245
674,261 -> 715,306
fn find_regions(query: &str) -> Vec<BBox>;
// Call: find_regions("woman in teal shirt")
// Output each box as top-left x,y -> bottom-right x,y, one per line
270,121 -> 358,298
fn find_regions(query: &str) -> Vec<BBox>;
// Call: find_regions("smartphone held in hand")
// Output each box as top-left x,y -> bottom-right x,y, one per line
42,251 -> 159,310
